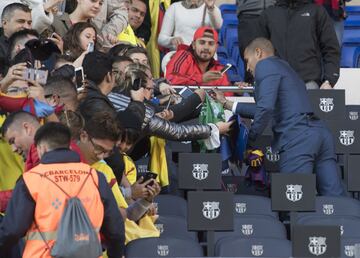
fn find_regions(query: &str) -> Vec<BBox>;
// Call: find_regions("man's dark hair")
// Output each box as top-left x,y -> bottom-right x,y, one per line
8,29 -> 39,61
1,3 -> 31,21
112,55 -> 133,65
45,76 -> 77,100
34,122 -> 71,150
108,43 -> 135,57
83,51 -> 113,85
1,111 -> 38,137
84,111 -> 120,141
245,37 -> 275,55
125,47 -> 148,58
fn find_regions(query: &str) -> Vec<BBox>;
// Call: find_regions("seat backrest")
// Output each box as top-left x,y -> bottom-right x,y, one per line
125,237 -> 203,257
233,195 -> 278,219
154,195 -> 187,218
298,216 -> 360,238
213,216 -> 287,244
215,237 -> 292,257
154,215 -> 197,241
296,196 -> 360,219
341,238 -> 360,258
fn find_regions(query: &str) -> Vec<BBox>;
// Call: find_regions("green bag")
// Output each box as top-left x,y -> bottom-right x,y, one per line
198,93 -> 225,151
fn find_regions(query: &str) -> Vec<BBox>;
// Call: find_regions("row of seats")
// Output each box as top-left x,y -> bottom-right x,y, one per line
136,194 -> 360,257
218,4 -> 360,70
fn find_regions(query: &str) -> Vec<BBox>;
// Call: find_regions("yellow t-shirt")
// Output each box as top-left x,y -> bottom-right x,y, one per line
0,114 -> 24,191
123,155 -> 137,185
91,160 -> 159,246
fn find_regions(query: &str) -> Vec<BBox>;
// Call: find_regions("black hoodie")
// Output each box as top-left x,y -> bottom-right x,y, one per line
259,0 -> 340,86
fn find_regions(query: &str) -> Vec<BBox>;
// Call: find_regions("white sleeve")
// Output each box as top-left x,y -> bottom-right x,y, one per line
203,123 -> 220,150
23,0 -> 54,33
158,4 -> 176,49
231,102 -> 239,114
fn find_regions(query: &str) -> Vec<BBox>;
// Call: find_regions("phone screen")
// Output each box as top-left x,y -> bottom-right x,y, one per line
220,64 -> 232,75
179,87 -> 193,99
75,67 -> 84,89
87,42 -> 94,52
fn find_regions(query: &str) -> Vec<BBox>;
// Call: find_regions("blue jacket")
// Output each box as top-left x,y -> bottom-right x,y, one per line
0,149 -> 125,257
235,56 -> 320,151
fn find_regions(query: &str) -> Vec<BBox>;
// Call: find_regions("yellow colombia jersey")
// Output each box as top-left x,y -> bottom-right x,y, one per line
0,114 -> 24,191
91,160 -> 159,246
123,155 -> 137,185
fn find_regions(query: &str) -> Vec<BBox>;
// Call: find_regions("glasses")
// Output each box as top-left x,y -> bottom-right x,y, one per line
88,137 -> 114,156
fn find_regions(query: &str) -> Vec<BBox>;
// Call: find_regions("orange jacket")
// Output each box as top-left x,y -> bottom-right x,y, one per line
22,162 -> 104,258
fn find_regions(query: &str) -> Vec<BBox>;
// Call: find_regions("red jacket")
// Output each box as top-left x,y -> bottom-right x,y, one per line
166,46 -> 231,87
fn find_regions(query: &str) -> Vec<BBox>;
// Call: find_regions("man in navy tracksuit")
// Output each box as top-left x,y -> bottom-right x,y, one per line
215,38 -> 344,196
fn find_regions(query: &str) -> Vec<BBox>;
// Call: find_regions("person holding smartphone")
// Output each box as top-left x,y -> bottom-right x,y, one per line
165,26 -> 238,96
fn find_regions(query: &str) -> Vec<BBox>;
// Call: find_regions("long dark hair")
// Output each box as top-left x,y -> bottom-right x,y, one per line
63,22 -> 97,61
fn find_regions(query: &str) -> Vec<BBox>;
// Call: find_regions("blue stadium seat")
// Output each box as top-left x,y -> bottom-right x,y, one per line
154,195 -> 187,218
296,196 -> 360,220
220,21 -> 238,45
346,6 -> 360,15
217,46 -> 228,60
342,44 -> 360,67
125,237 -> 203,257
233,195 -> 279,219
215,237 -> 292,257
341,238 -> 360,258
219,4 -> 237,15
352,46 -> 360,67
298,216 -> 360,239
154,215 -> 198,241
213,216 -> 287,245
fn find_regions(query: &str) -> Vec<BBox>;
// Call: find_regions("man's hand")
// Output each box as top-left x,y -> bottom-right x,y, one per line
130,87 -> 145,102
43,0 -> 64,13
194,88 -> 206,102
320,81 -> 332,89
204,0 -> 215,9
156,109 -> 174,120
131,177 -> 152,199
145,180 -> 161,202
170,37 -> 184,48
27,80 -> 45,102
216,120 -> 234,135
48,32 -> 64,53
158,82 -> 176,95
202,71 -> 222,83
212,88 -> 226,105
1,63 -> 27,92
234,81 -> 250,88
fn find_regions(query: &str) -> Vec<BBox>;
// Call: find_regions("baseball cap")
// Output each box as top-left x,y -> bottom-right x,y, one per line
193,26 -> 218,43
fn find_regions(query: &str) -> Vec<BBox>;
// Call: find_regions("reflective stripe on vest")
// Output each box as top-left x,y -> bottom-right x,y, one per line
26,228 -> 101,241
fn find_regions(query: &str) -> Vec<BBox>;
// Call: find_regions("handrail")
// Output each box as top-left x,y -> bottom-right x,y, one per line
171,85 -> 254,93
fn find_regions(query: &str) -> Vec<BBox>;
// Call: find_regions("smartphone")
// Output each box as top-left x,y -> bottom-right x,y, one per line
74,67 -> 85,90
142,172 -> 158,186
220,63 -> 232,75
179,87 -> 193,99
87,42 -> 94,53
23,68 -> 48,85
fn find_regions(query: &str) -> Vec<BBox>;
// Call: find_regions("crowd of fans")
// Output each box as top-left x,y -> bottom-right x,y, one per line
0,0 -> 349,257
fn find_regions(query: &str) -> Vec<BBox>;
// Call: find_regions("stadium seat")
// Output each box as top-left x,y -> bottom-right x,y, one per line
154,195 -> 187,218
353,47 -> 360,67
233,195 -> 279,219
296,196 -> 360,220
215,237 -> 292,257
217,46 -> 228,60
213,216 -> 287,245
125,237 -> 203,257
154,215 -> 198,241
346,6 -> 360,15
219,4 -> 237,15
341,238 -> 360,258
297,216 -> 360,238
